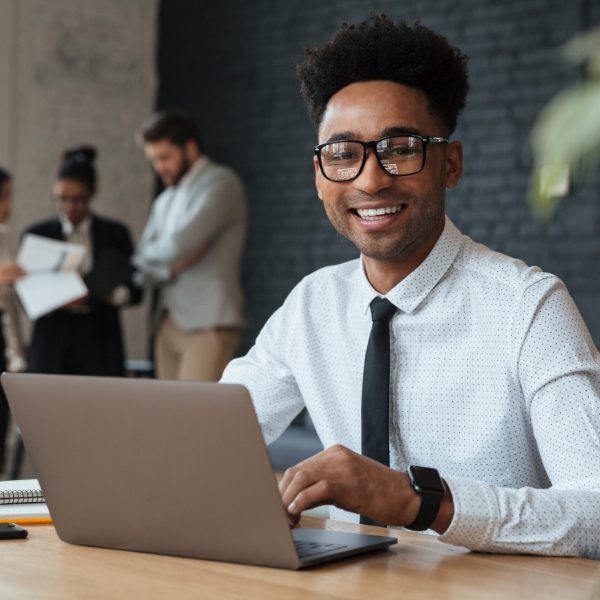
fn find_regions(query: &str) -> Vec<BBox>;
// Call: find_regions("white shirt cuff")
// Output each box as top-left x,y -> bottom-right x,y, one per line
438,476 -> 499,551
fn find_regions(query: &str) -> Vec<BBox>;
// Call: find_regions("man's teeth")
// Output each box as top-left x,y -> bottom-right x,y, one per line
356,205 -> 403,219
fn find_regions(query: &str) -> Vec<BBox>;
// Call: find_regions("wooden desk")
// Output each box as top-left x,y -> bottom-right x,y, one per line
1,518 -> 598,599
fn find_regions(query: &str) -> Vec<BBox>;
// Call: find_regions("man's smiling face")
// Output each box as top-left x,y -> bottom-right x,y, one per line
314,80 -> 462,267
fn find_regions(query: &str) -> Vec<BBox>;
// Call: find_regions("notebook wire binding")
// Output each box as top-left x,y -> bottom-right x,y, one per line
0,488 -> 45,505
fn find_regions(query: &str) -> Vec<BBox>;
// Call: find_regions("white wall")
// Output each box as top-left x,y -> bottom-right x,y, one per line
0,0 -> 158,360
0,1 -> 17,168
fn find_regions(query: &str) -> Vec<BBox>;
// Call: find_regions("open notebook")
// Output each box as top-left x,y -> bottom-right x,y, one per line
0,479 -> 51,524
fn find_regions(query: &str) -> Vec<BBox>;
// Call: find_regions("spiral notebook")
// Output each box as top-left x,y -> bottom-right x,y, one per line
0,479 -> 51,524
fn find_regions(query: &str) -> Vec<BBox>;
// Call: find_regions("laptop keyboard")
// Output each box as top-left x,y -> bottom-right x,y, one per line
294,540 -> 348,558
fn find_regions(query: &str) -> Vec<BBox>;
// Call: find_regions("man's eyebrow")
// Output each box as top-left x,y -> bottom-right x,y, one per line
325,131 -> 356,143
324,126 -> 423,144
380,126 -> 422,137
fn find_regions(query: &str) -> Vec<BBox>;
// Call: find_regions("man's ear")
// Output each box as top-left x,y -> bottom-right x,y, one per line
185,139 -> 200,161
445,140 -> 463,189
314,156 -> 324,201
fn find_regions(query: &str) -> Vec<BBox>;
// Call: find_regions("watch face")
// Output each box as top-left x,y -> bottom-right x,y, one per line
409,466 -> 445,494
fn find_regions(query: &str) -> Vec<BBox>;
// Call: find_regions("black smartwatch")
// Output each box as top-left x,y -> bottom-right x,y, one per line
406,466 -> 445,531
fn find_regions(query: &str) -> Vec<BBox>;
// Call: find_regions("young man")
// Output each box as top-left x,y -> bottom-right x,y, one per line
222,17 -> 600,557
134,110 -> 247,381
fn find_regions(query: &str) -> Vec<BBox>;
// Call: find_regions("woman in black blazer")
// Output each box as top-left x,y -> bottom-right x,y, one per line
25,146 -> 142,376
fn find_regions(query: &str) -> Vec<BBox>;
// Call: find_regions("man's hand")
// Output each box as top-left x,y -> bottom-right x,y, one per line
278,444 -> 454,532
279,444 -> 419,527
0,262 -> 25,285
170,241 -> 209,276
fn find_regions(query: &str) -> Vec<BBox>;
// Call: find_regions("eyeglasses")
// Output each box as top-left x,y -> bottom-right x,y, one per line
314,134 -> 449,182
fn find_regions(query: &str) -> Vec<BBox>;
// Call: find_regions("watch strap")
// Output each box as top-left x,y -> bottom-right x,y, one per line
406,487 -> 444,531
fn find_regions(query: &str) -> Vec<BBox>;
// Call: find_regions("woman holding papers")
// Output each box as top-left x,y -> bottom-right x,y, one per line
24,147 -> 142,376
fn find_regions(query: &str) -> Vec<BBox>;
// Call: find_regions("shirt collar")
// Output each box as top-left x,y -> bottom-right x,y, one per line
172,155 -> 209,191
59,213 -> 93,237
356,215 -> 464,315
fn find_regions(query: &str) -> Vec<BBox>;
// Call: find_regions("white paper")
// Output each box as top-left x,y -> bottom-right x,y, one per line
15,234 -> 88,319
17,234 -> 85,273
0,479 -> 50,521
0,478 -> 40,493
0,503 -> 49,520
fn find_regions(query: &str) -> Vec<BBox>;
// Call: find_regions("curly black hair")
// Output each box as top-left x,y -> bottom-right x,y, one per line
297,15 -> 469,135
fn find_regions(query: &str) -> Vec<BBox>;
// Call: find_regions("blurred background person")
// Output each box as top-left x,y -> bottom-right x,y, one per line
0,167 -> 26,472
133,110 -> 246,382
24,146 -> 142,376
0,168 -> 27,371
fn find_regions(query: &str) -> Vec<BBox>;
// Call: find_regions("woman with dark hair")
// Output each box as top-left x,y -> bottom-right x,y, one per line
25,146 -> 142,376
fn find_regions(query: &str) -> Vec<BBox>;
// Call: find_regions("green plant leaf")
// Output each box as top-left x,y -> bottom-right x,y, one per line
529,26 -> 600,217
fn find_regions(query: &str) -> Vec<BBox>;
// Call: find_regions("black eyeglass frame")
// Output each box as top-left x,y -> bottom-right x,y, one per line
313,134 -> 449,182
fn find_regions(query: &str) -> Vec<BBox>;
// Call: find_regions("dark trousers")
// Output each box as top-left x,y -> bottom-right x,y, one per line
28,310 -> 125,377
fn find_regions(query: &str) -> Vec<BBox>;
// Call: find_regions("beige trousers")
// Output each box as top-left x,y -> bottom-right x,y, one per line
155,313 -> 241,381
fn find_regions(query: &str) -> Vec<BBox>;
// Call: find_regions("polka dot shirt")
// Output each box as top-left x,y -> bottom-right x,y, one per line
221,217 -> 600,559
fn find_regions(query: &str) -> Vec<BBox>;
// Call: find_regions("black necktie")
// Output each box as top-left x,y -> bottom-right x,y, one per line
360,297 -> 397,526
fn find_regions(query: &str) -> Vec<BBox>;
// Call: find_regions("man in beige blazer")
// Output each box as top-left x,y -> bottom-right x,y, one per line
133,110 -> 246,381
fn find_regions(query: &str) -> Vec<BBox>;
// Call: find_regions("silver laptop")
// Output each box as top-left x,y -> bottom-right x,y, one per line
2,373 -> 397,569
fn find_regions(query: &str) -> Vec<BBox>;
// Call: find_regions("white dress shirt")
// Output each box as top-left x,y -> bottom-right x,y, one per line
221,216 -> 600,559
58,213 -> 130,307
59,213 -> 93,275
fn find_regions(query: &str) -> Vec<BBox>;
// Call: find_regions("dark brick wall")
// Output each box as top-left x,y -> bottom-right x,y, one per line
157,0 -> 600,351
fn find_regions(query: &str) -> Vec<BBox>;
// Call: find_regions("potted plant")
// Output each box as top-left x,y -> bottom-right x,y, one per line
530,26 -> 600,217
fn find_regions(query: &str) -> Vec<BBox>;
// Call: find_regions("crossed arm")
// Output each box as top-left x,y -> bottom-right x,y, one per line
169,241 -> 209,277
133,174 -> 243,283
